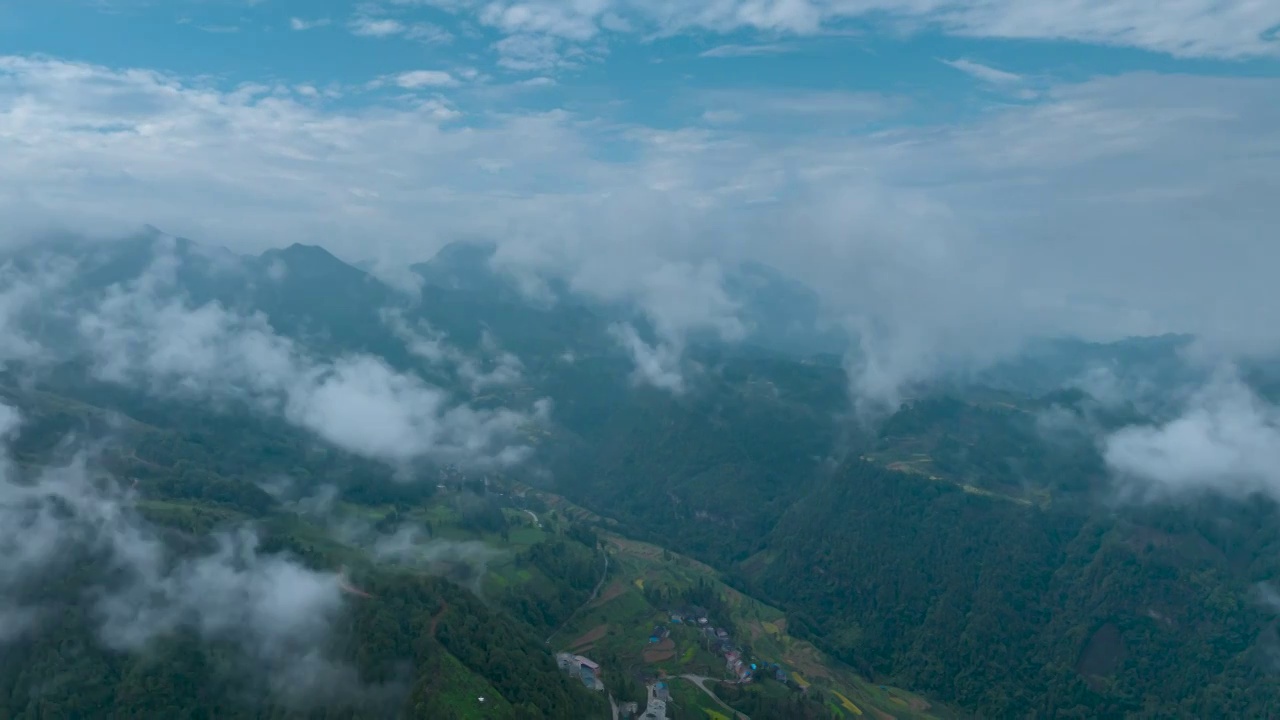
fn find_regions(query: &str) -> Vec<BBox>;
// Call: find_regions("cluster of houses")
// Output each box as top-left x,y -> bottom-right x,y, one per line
555,652 -> 604,691
667,606 -> 789,684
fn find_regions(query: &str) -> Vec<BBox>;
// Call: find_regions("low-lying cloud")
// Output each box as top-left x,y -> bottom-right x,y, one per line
1,55 -> 1277,407
282,482 -> 507,596
0,402 -> 386,708
382,309 -> 527,393
1103,369 -> 1280,501
68,242 -> 543,468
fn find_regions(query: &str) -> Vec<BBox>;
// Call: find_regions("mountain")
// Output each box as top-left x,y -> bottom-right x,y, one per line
0,379 -> 608,719
410,241 -> 849,360
5,231 -> 1280,718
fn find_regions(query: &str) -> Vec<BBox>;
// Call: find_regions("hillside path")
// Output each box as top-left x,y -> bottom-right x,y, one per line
679,675 -> 750,720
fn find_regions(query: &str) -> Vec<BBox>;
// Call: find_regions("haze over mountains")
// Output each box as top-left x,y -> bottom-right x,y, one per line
6,228 -> 1277,500
2,229 -> 1280,717
3,0 -> 1279,716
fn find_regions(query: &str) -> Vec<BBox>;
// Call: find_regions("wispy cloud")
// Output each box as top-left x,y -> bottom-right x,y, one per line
492,33 -> 576,71
350,16 -> 406,37
416,0 -> 1280,65
381,309 -> 527,394
348,15 -> 452,42
394,69 -> 459,88
290,17 -> 331,31
699,43 -> 795,58
1104,368 -> 1280,501
2,56 -> 1279,406
60,242 -> 543,468
609,323 -> 686,393
404,21 -> 454,43
941,57 -> 1022,85
0,403 -> 399,708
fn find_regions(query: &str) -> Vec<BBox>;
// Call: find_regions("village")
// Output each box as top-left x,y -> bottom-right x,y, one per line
520,486 -> 941,720
555,601 -> 798,719
663,604 -> 788,686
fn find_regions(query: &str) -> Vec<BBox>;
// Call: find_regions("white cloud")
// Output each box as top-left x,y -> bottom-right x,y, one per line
0,253 -> 78,368
350,17 -> 406,37
0,405 -> 386,706
610,322 -> 686,393
283,483 -> 508,595
477,0 -> 605,41
941,57 -> 1022,85
395,69 -> 459,88
381,310 -> 526,393
1104,370 -> 1280,501
1,56 -> 1278,405
71,247 -> 542,467
348,14 -> 452,42
492,33 -> 573,70
407,22 -> 454,43
415,0 -> 1280,60
289,17 -> 331,31
699,43 -> 794,58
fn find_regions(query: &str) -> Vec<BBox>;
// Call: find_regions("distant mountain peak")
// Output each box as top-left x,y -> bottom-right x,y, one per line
262,243 -> 351,268
411,241 -> 503,293
278,242 -> 338,259
427,240 -> 497,268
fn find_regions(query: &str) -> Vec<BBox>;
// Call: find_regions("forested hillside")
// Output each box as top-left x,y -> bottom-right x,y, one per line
742,460 -> 1280,718
0,378 -> 607,719
4,234 -> 1280,719
540,364 -> 1280,717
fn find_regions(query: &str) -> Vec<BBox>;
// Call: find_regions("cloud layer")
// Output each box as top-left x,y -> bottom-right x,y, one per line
72,245 -> 542,467
362,0 -> 1280,65
1104,370 -> 1280,502
1,53 -> 1278,404
0,237 -> 544,469
0,402 -> 381,707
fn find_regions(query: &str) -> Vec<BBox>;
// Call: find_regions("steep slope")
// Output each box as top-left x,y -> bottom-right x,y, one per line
744,459 -> 1280,718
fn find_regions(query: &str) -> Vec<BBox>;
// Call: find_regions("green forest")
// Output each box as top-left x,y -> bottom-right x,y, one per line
544,374 -> 1280,718
0,379 -> 608,720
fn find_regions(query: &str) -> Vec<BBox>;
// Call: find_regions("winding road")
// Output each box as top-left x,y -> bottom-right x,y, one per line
679,675 -> 750,720
523,509 -> 542,528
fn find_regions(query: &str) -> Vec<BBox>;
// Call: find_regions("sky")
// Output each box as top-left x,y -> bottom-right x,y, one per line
1,0 -> 1279,400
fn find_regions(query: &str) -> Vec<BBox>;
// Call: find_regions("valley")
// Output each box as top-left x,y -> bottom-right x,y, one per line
526,487 -> 954,720
301,473 -> 956,719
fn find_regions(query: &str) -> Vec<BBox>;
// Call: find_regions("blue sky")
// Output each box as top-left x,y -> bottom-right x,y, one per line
1,0 -> 1279,401
5,0 -> 1278,123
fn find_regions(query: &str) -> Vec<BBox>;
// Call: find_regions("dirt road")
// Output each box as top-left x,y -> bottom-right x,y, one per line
679,675 -> 750,720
